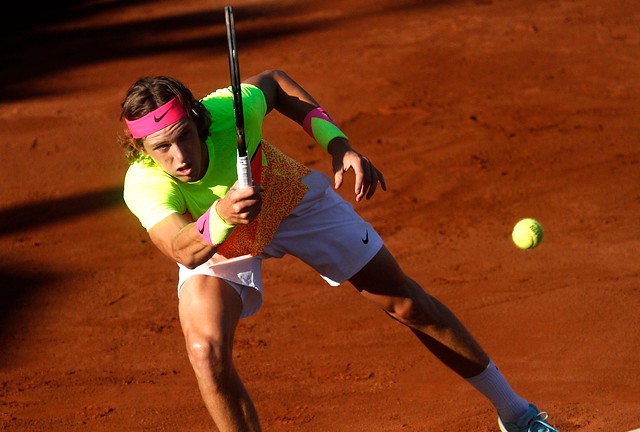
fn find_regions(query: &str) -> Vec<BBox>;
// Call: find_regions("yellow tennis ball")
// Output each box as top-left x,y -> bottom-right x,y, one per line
512,218 -> 543,249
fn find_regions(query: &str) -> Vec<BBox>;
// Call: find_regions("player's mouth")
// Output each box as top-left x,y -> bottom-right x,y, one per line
176,164 -> 193,177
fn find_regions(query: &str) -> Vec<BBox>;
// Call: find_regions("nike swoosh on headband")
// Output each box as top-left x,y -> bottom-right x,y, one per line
125,96 -> 187,138
154,107 -> 172,123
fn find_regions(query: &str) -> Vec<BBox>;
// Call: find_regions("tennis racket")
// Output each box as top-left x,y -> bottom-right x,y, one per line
224,5 -> 252,188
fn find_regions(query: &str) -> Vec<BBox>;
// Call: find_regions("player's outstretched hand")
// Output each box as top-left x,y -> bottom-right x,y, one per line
329,137 -> 386,202
216,182 -> 264,225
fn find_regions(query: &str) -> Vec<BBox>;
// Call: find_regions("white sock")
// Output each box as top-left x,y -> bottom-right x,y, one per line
466,360 -> 530,423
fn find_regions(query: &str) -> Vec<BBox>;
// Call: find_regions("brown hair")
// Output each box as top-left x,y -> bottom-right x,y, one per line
118,76 -> 212,164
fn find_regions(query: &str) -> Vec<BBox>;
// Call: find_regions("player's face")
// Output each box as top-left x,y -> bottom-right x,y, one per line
141,117 -> 208,182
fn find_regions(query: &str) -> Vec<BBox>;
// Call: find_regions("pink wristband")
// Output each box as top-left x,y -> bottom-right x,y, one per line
196,207 -> 213,245
302,107 -> 348,152
302,107 -> 337,136
195,200 -> 236,246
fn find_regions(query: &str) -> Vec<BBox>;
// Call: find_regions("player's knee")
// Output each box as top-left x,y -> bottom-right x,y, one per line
389,295 -> 423,325
387,281 -> 434,327
186,335 -> 233,381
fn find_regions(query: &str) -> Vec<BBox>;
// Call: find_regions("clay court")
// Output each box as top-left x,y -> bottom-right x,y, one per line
1,0 -> 639,430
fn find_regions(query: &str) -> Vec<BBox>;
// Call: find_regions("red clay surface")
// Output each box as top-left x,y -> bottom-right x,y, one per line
1,1 -> 639,431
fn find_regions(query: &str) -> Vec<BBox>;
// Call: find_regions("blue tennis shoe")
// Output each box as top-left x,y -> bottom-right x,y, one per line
498,404 -> 559,432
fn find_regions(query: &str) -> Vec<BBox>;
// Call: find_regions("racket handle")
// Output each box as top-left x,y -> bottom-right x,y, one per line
236,154 -> 252,189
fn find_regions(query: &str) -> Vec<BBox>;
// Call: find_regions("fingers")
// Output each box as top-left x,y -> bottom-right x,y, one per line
353,159 -> 368,202
220,183 -> 263,224
378,171 -> 387,193
355,158 -> 387,202
365,165 -> 386,200
334,169 -> 344,191
336,153 -> 386,202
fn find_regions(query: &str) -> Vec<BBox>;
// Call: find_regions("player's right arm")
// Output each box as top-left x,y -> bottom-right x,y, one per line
147,182 -> 263,269
148,213 -> 215,268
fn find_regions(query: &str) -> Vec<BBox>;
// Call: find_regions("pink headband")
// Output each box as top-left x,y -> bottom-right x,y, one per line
125,96 -> 187,138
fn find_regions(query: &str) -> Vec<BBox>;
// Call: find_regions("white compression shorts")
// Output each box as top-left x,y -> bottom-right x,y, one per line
177,169 -> 384,318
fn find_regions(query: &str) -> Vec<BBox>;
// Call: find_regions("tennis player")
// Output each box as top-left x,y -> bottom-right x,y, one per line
119,69 -> 560,432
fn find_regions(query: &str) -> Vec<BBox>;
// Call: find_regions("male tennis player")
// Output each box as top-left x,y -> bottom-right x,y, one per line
119,69 -> 560,432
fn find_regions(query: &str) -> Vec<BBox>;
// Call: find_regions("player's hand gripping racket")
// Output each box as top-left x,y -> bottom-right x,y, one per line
224,6 -> 252,189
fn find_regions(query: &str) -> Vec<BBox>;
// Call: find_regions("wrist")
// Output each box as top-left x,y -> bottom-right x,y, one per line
302,107 -> 348,152
195,200 -> 235,246
327,136 -> 351,157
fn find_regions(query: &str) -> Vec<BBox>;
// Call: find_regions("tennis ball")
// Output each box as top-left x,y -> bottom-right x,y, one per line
512,218 -> 543,249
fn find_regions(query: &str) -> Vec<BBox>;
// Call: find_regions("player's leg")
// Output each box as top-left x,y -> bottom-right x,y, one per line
348,246 -> 538,426
349,245 -> 490,377
266,171 -> 557,430
178,274 -> 261,432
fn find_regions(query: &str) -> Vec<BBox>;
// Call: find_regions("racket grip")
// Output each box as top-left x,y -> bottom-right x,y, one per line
236,154 -> 252,189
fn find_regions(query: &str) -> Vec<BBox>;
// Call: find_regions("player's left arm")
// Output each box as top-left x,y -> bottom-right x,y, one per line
244,69 -> 386,201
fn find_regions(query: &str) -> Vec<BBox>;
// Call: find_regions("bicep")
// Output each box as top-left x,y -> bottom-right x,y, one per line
244,70 -> 278,114
244,69 -> 319,124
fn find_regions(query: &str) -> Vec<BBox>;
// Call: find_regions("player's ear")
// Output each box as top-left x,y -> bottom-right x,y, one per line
131,139 -> 146,154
